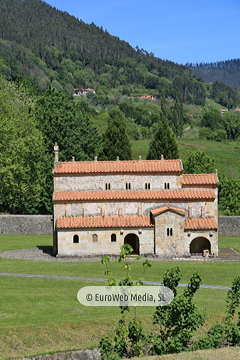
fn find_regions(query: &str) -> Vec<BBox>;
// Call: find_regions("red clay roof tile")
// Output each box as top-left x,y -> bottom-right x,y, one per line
54,159 -> 182,175
53,189 -> 215,202
185,217 -> 217,230
182,174 -> 218,186
151,206 -> 187,216
57,215 -> 154,229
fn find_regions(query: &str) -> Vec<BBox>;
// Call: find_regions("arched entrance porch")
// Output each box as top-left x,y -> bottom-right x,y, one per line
124,233 -> 140,254
190,237 -> 211,254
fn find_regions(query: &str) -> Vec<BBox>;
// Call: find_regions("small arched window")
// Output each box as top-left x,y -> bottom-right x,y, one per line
92,234 -> 98,242
111,233 -> 117,242
73,234 -> 79,243
167,228 -> 173,237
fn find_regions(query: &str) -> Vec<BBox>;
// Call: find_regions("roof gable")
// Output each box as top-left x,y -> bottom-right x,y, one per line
151,206 -> 187,217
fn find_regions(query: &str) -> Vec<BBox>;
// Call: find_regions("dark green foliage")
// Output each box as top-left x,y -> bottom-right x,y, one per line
190,277 -> 240,351
152,269 -> 204,355
35,89 -> 99,212
0,75 -> 44,214
211,81 -> 239,109
223,111 -> 240,140
218,173 -> 240,215
0,0 -> 212,106
183,151 -> 215,174
190,59 -> 240,91
172,71 -> 206,106
201,108 -> 223,131
98,112 -> 132,161
146,118 -> 179,160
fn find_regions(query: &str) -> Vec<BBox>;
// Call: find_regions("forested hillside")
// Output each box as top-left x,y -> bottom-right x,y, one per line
189,59 -> 240,91
0,0 -> 206,104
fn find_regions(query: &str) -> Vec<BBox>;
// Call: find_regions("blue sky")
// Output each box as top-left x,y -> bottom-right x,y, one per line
46,0 -> 240,64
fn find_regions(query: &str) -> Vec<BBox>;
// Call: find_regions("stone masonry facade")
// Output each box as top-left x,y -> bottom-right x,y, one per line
53,145 -> 219,257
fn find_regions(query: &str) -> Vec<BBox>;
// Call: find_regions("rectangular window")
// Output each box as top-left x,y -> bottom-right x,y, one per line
145,183 -> 151,190
126,183 -> 131,190
164,183 -> 170,189
105,183 -> 111,190
167,228 -> 173,236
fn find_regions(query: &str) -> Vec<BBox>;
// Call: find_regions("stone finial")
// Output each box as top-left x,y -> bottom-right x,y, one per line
54,142 -> 59,166
215,169 -> 218,176
118,206 -> 124,216
72,156 -> 75,162
94,156 -> 98,162
161,154 -> 164,161
188,205 -> 193,219
116,156 -> 120,162
138,155 -> 142,161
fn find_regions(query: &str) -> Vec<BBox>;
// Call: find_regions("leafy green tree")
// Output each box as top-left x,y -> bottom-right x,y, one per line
35,89 -> 100,212
201,108 -> 223,131
98,112 -> 132,160
0,75 -> 44,214
152,268 -> 204,355
183,151 -> 215,174
218,173 -> 240,215
223,111 -> 240,140
146,118 -> 179,160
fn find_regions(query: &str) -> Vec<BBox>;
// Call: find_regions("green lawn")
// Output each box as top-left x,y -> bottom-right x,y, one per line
0,234 -> 51,252
0,266 -> 231,359
0,235 -> 239,358
131,138 -> 240,178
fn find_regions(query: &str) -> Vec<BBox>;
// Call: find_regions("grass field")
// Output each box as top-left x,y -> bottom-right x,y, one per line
131,138 -> 240,178
133,347 -> 240,360
0,235 -> 239,359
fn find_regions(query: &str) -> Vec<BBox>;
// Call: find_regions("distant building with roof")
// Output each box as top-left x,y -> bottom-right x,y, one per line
74,88 -> 95,95
53,144 -> 219,258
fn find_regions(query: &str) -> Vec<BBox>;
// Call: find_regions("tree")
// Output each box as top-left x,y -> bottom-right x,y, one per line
35,89 -> 100,212
98,112 -> 132,160
146,118 -> 179,160
183,151 -> 215,174
201,108 -> 223,131
0,75 -> 44,214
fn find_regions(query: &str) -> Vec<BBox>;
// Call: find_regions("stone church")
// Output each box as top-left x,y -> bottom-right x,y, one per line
53,144 -> 218,257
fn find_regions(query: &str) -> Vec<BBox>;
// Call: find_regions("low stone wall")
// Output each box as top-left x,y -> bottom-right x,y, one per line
0,215 -> 239,237
218,216 -> 240,237
0,215 -> 52,235
20,349 -> 101,360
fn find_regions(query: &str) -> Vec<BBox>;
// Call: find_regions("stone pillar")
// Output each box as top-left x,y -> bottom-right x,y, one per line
138,204 -> 143,216
54,142 -> 59,166
188,204 -> 193,219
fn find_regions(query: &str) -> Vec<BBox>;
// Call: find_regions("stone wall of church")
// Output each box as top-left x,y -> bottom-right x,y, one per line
54,174 -> 180,192
54,200 -> 215,219
57,227 -> 154,256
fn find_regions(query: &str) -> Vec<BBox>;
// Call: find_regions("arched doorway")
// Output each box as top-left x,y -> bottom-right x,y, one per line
124,234 -> 140,255
190,237 -> 211,254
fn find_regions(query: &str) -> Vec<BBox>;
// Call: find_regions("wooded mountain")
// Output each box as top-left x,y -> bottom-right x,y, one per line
0,0 -> 206,104
188,59 -> 240,90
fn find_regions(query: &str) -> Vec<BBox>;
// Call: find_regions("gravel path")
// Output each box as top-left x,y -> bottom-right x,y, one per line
0,272 -> 231,290
0,247 -> 239,262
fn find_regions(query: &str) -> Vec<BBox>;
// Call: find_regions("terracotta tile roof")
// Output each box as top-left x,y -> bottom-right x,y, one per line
182,174 -> 218,186
185,217 -> 217,230
57,215 -> 154,229
54,159 -> 182,175
151,206 -> 187,216
53,189 -> 215,202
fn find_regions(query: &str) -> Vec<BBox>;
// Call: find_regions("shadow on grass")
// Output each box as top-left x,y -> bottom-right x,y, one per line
37,245 -> 53,256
